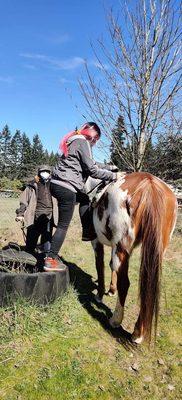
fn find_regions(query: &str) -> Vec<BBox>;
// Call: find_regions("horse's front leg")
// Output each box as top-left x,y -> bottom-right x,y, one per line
109,246 -> 130,328
92,239 -> 105,302
108,270 -> 117,296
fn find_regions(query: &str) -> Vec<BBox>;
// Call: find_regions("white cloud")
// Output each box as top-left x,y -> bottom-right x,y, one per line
59,77 -> 76,84
48,33 -> 70,44
0,76 -> 13,84
57,57 -> 85,70
89,60 -> 110,70
20,53 -> 47,61
59,78 -> 71,84
20,53 -> 85,70
23,64 -> 37,70
20,53 -> 109,73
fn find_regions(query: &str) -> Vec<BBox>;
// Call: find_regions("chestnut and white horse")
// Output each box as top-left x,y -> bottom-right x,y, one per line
92,172 -> 178,343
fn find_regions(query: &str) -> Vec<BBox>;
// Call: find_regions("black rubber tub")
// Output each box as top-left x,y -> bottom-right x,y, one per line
0,269 -> 70,306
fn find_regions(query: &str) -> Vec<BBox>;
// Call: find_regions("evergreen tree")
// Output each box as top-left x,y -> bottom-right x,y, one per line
21,133 -> 33,179
31,134 -> 44,169
166,134 -> 182,180
110,116 -> 132,171
143,139 -> 156,173
153,133 -> 182,180
9,130 -> 22,179
43,149 -> 50,164
0,125 -> 11,177
49,151 -> 59,167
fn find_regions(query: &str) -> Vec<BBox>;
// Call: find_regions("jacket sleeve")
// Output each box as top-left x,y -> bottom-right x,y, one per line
96,162 -> 119,172
78,140 -> 116,181
16,187 -> 32,216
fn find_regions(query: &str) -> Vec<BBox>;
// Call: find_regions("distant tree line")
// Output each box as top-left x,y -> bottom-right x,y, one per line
110,115 -> 182,181
0,125 -> 59,182
0,121 -> 181,192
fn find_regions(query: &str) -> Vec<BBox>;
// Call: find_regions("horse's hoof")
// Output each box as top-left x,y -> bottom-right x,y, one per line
107,290 -> 116,297
132,334 -> 144,344
109,317 -> 121,328
94,294 -> 103,303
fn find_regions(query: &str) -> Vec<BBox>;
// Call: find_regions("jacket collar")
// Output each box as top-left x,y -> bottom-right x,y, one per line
67,134 -> 92,158
27,179 -> 38,190
67,134 -> 87,144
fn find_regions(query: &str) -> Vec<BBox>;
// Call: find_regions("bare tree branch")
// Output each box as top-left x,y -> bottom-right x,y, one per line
79,0 -> 182,170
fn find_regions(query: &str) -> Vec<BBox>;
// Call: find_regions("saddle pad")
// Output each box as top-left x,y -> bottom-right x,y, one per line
0,248 -> 37,266
91,182 -> 112,208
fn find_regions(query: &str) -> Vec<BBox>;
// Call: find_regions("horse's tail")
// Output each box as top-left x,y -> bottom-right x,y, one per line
135,178 -> 166,341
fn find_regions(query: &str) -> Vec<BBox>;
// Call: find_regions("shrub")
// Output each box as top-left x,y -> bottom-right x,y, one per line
0,177 -> 22,191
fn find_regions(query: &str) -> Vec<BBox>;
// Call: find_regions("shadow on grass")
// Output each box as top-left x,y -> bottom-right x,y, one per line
62,257 -> 137,351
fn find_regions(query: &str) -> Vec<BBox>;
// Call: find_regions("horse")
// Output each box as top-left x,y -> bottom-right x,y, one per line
91,172 -> 178,343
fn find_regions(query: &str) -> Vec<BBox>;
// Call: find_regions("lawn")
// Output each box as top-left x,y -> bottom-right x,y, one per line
0,198 -> 181,399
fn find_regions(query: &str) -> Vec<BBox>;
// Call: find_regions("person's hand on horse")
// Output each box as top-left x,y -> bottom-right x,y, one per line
115,171 -> 126,180
15,216 -> 24,223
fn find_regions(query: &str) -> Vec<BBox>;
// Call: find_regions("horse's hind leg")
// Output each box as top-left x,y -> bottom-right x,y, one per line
92,239 -> 105,301
132,314 -> 144,343
109,247 -> 130,328
107,249 -> 118,296
108,269 -> 117,296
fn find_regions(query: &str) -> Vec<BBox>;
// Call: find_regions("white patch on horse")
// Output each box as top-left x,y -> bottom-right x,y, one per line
111,247 -> 120,271
93,207 -> 111,246
109,296 -> 124,327
93,180 -> 134,251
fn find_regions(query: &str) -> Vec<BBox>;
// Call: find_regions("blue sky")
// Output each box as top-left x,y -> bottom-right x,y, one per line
0,0 -> 115,161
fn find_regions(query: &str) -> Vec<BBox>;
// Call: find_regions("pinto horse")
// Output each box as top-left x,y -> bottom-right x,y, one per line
92,172 -> 178,343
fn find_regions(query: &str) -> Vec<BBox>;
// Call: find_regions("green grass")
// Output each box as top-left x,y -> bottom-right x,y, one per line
0,198 -> 22,248
0,199 -> 181,399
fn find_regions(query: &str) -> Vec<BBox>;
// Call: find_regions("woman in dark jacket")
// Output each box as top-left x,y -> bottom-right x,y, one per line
16,165 -> 57,255
44,122 -> 118,271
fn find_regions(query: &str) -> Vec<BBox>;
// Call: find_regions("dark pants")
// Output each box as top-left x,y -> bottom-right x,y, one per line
49,183 -> 95,258
26,215 -> 53,254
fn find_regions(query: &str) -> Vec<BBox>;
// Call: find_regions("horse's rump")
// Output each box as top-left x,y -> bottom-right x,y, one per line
93,172 -> 178,341
120,172 -> 177,246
